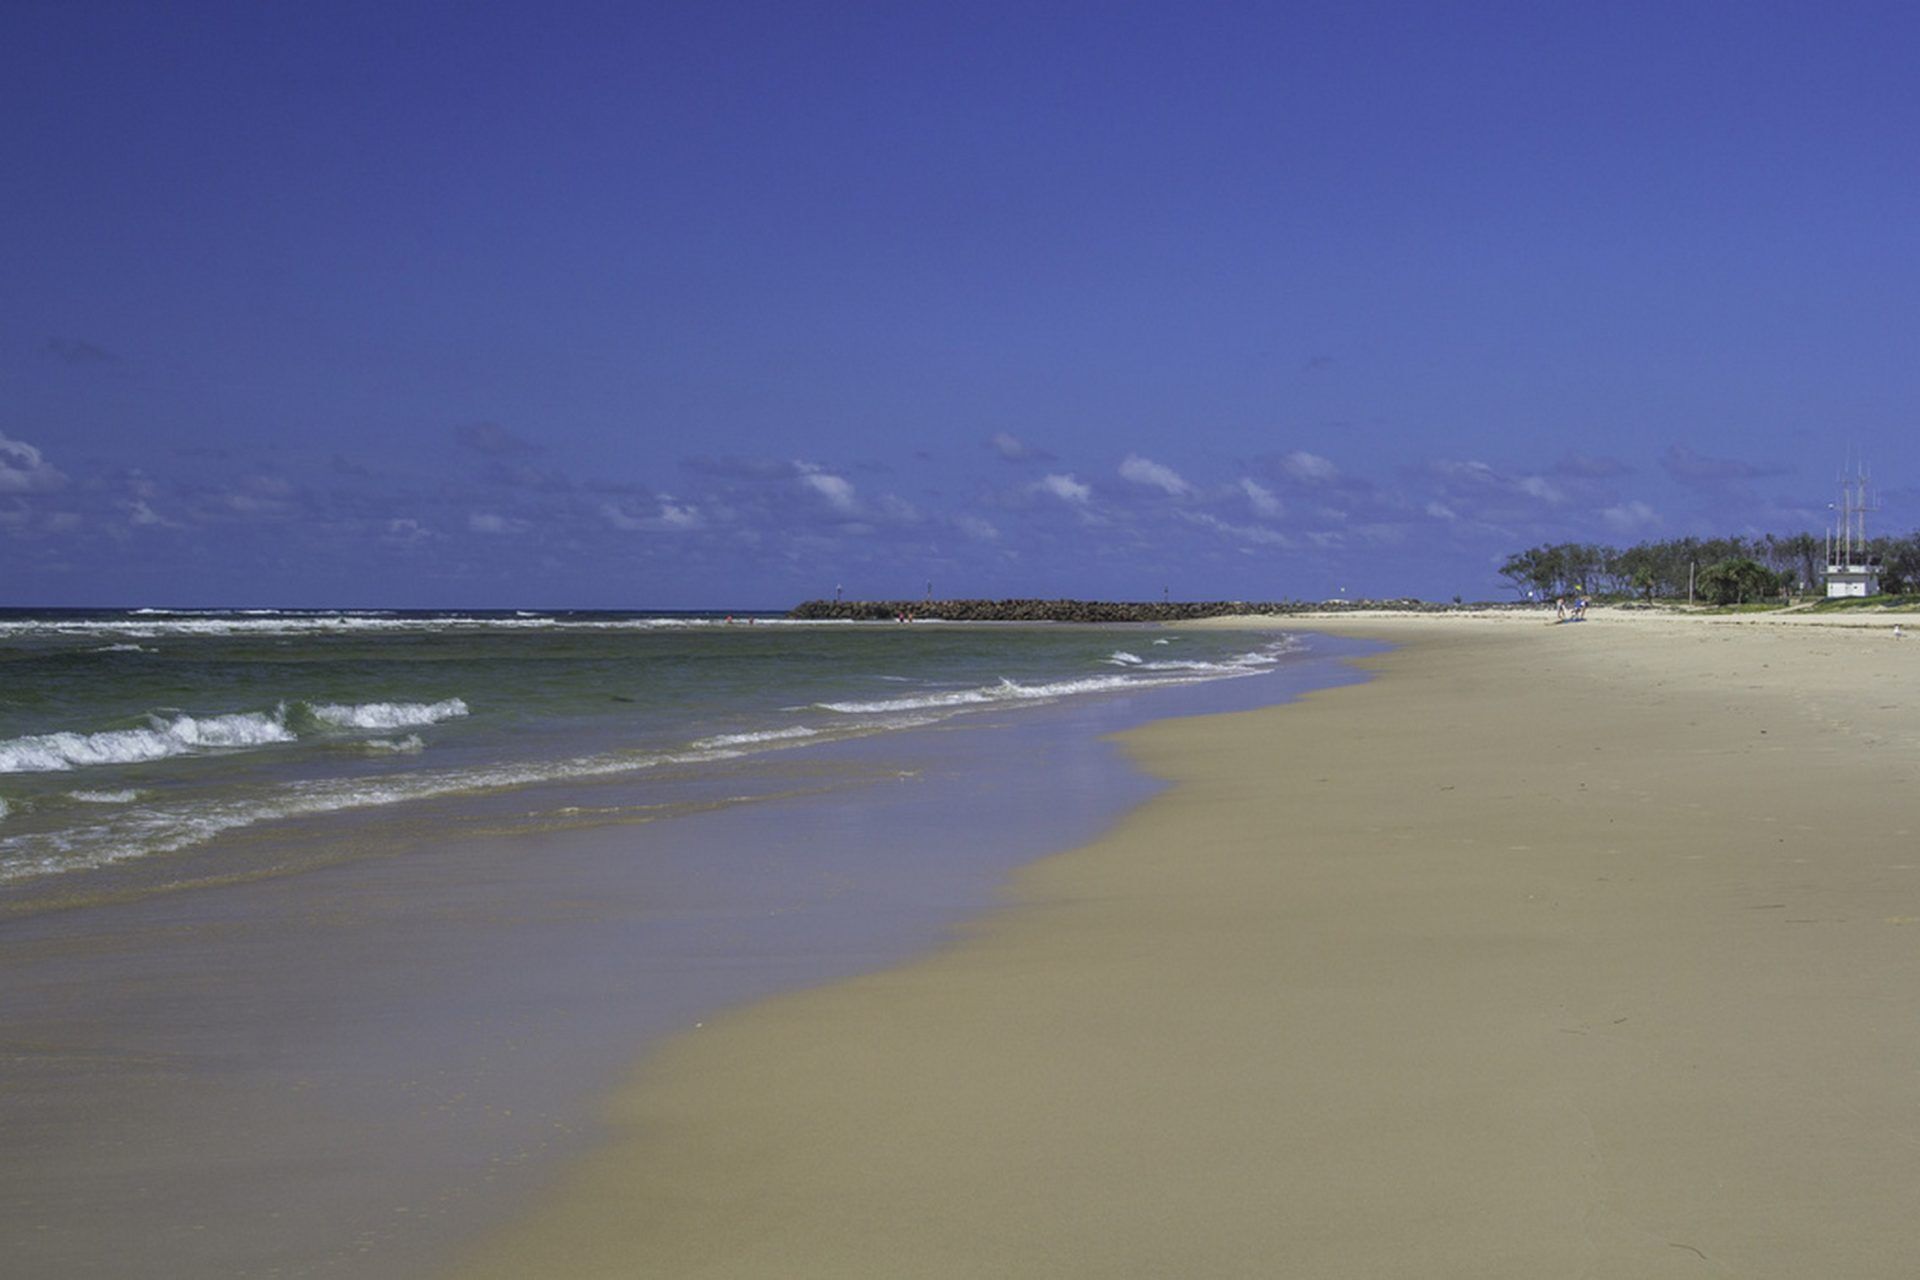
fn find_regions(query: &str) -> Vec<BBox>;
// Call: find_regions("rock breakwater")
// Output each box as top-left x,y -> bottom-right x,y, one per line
787,598 -> 1443,622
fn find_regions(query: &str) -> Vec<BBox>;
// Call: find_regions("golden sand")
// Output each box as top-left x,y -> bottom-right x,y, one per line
450,609 -> 1920,1278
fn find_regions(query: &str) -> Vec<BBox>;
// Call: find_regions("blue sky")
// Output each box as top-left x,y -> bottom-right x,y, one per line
6,1 -> 1918,607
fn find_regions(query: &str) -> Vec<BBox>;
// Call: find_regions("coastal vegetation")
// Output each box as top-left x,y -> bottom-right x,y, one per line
1499,532 -> 1920,602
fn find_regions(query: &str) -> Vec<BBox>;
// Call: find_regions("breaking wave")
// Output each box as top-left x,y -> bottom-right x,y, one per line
691,726 -> 819,750
68,789 -> 145,804
0,711 -> 296,774
0,698 -> 471,774
307,699 -> 469,730
817,642 -> 1295,716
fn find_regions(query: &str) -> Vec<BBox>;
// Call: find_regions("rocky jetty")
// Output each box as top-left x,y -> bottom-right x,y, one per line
786,597 -> 1441,622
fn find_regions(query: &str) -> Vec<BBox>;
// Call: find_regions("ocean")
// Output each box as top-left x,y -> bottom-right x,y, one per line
1,608 -> 1302,904
0,608 -> 1371,1277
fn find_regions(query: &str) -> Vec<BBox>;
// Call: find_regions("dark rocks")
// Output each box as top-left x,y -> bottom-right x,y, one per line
786,598 -> 1448,622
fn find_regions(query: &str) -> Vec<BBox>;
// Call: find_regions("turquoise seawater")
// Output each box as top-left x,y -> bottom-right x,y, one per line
0,609 -> 1302,892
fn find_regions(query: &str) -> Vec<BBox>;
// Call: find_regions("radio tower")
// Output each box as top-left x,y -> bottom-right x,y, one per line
1823,458 -> 1882,597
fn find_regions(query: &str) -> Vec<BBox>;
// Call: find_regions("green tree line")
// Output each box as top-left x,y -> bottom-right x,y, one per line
1499,532 -> 1920,604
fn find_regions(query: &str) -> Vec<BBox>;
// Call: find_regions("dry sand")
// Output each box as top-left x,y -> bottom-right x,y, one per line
449,608 -> 1920,1278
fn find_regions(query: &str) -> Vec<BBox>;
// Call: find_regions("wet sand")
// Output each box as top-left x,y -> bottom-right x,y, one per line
450,608 -> 1920,1277
0,640 -> 1367,1278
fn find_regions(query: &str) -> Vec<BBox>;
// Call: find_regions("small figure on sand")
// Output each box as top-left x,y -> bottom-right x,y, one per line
1555,596 -> 1567,622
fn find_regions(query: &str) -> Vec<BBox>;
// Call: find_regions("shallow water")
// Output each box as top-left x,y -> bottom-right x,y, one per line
0,624 -> 1377,1278
1,610 -> 1299,899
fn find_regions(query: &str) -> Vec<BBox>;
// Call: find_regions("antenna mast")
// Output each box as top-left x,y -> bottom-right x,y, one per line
1824,458 -> 1883,597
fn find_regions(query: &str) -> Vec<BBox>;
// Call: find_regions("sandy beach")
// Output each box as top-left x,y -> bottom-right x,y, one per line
449,608 -> 1920,1278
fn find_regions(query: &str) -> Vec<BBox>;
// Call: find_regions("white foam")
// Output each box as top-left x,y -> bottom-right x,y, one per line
0,797 -> 9,820
0,743 -> 725,883
0,630 -> 1309,883
818,639 -> 1301,716
93,643 -> 153,653
68,789 -> 144,804
1104,651 -> 1145,665
0,613 -> 848,641
691,725 -> 818,749
309,698 -> 470,730
0,710 -> 295,774
818,673 -> 1154,715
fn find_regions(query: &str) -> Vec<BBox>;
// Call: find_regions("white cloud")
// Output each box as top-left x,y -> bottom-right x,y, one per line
797,463 -> 858,513
0,432 -> 68,493
1517,475 -> 1565,503
956,514 -> 999,541
1118,454 -> 1193,497
990,432 -> 1041,461
603,499 -> 701,532
1601,500 -> 1660,534
1425,501 -> 1458,521
208,474 -> 296,520
1240,477 -> 1283,517
384,518 -> 434,545
126,499 -> 175,527
1431,459 -> 1497,485
602,505 -> 642,530
469,512 -> 528,535
1038,473 -> 1091,504
1430,459 -> 1564,504
657,500 -> 699,529
1281,451 -> 1337,482
1185,511 -> 1292,547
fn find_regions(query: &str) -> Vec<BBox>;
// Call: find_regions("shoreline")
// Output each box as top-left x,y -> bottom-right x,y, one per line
0,632 -> 1368,1278
450,609 -> 1920,1277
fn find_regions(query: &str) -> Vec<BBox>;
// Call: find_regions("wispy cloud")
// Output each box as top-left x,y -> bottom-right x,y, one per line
468,511 -> 529,534
797,463 -> 858,513
1037,473 -> 1091,504
990,432 -> 1052,462
1600,500 -> 1660,533
1280,451 -> 1338,482
955,513 -> 999,541
603,499 -> 701,531
125,498 -> 179,528
0,432 -> 67,493
1239,477 -> 1283,517
1118,454 -> 1193,497
1183,511 -> 1292,547
1427,459 -> 1565,505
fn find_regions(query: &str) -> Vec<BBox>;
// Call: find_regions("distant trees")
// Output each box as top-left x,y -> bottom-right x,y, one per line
1694,557 -> 1787,606
1497,543 -> 1616,599
1501,531 -> 1920,602
1879,533 -> 1920,594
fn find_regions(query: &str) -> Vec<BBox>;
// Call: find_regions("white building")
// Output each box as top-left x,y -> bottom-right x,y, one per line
1825,469 -> 1881,598
1825,563 -> 1880,598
